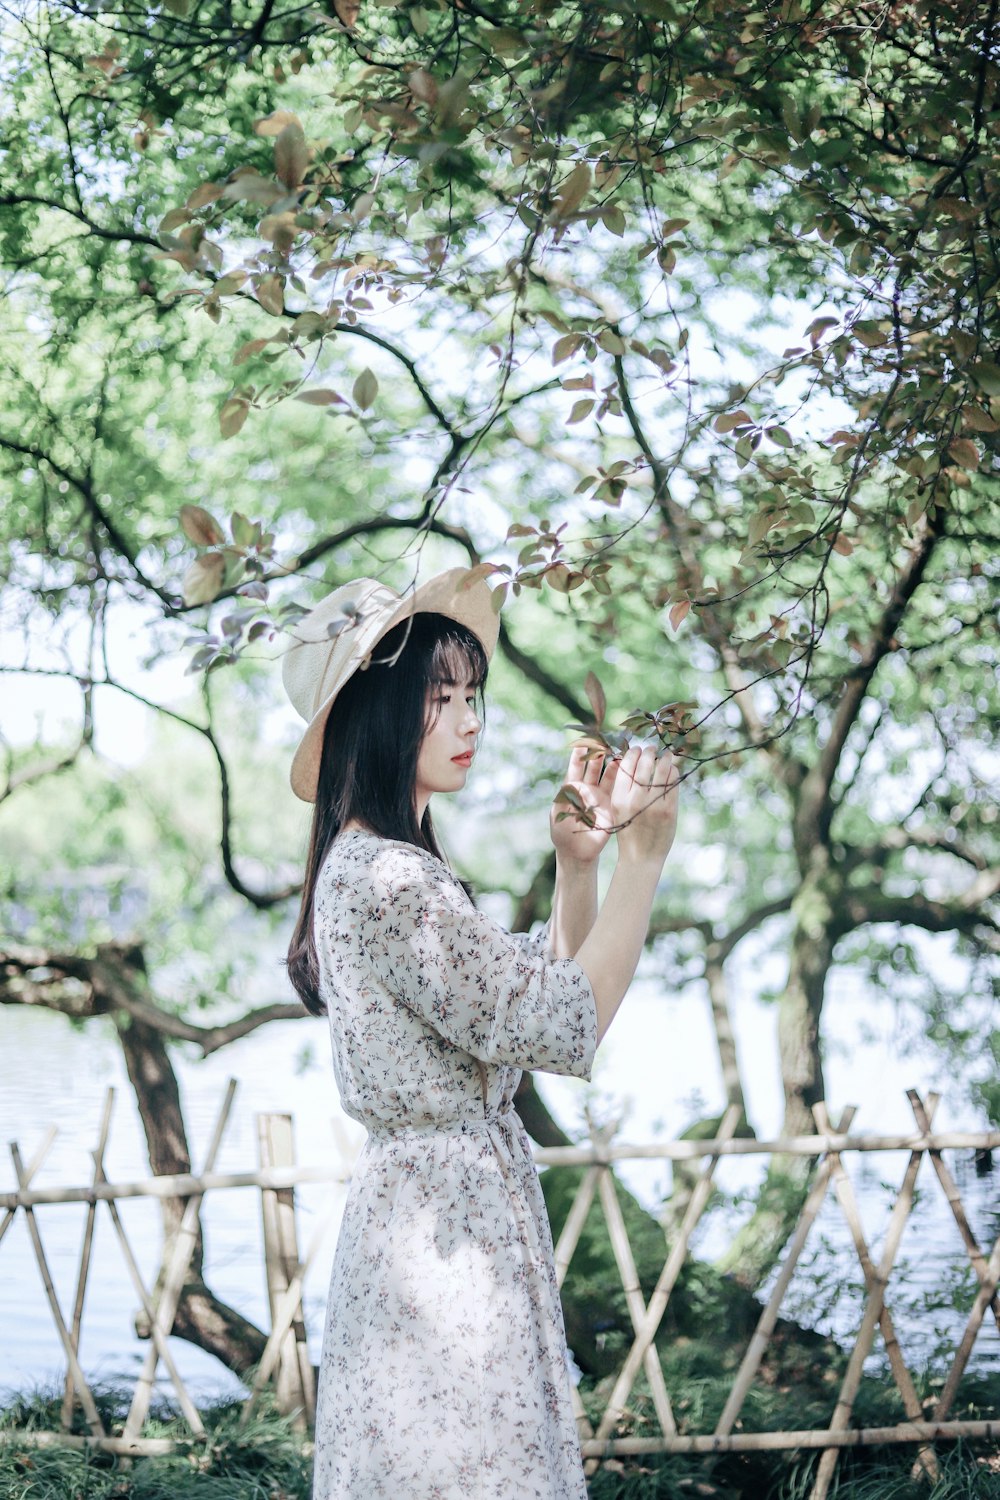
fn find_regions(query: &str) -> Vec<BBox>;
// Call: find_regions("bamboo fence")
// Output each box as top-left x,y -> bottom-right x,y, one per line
1,1084 -> 997,1499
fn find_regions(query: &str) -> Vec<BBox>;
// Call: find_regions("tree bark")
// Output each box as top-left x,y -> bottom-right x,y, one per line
716,882 -> 834,1287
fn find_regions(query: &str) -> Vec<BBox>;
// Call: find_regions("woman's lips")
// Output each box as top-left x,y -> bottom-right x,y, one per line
452,752 -> 474,766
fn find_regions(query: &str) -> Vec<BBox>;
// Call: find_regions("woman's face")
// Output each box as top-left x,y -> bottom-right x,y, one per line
415,675 -> 482,817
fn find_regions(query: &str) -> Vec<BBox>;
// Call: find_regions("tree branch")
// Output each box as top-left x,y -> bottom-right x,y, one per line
833,873 -> 1000,949
0,942 -> 304,1052
798,508 -> 945,851
0,193 -> 160,250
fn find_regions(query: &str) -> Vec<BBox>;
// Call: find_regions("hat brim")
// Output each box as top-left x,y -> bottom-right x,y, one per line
289,567 -> 500,803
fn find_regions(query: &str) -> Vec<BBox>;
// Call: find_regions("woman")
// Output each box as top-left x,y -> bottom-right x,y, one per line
282,567 -> 679,1500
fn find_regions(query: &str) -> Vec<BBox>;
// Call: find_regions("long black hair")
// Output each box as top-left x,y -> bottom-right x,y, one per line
287,611 -> 489,1016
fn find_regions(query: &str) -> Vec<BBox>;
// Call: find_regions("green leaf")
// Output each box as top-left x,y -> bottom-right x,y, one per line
230,512 -> 260,548
567,398 -> 594,425
597,329 -> 626,356
969,361 -> 1000,396
552,334 -> 582,364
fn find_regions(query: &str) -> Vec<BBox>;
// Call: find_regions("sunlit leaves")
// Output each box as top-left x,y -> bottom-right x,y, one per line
182,552 -> 225,606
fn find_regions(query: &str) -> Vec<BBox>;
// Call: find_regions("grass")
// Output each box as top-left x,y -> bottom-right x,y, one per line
0,1387 -> 312,1499
0,1377 -> 997,1498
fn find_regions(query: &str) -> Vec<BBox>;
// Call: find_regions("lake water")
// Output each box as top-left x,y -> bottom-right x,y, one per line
1,975 -> 997,1407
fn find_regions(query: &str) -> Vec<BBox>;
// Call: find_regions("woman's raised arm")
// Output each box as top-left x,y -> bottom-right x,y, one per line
572,744 -> 680,1043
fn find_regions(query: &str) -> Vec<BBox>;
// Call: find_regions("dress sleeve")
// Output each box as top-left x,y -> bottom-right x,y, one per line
362,845 -> 597,1079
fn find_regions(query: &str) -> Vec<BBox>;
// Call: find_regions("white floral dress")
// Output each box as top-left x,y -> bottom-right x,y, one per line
312,829 -> 597,1500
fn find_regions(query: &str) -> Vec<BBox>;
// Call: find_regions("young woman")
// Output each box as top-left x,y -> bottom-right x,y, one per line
282,567 -> 679,1500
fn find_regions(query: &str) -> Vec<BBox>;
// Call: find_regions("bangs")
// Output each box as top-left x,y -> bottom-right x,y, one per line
427,625 -> 489,690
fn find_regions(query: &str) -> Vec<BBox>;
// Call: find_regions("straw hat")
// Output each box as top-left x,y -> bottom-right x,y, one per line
282,566 -> 500,802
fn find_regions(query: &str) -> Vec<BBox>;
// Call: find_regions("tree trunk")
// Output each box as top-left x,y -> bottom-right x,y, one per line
107,961 -> 273,1374
715,907 -> 833,1287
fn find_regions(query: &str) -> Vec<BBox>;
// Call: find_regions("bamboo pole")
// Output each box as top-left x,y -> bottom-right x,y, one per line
713,1106 -> 856,1443
0,1125 -> 57,1246
121,1079 -> 236,1443
597,1166 -> 676,1436
577,1416 -> 1000,1456
240,1204 -> 338,1425
908,1089 -> 1000,1334
91,1158 -> 206,1437
812,1102 -> 937,1484
550,1160 -> 601,1442
8,1142 -> 105,1437
257,1113 -> 314,1427
533,1129 -> 1000,1164
552,1163 -> 601,1288
1,1161 -> 350,1210
590,1103 -> 743,1456
3,1129 -> 997,1212
808,1095 -> 937,1500
6,1415 -> 996,1459
61,1091 -> 114,1431
927,1229 -> 1000,1429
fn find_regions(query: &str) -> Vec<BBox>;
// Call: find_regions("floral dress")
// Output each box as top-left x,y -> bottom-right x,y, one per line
311,829 -> 598,1500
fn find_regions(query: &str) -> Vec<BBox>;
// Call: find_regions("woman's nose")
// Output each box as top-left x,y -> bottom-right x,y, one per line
463,707 -> 482,735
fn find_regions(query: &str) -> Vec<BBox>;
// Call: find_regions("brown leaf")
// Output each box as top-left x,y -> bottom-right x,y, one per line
408,67 -> 438,105
962,406 -> 998,433
334,0 -> 361,26
186,182 -> 224,212
353,368 -> 378,409
219,397 -> 250,438
715,409 -> 753,434
254,110 -> 304,138
584,671 -> 607,727
274,122 -> 308,191
948,437 -> 980,470
180,505 -> 225,546
233,338 -> 272,367
669,599 -> 691,630
159,207 -> 192,235
295,389 -> 344,405
551,162 -> 592,220
256,274 -> 285,316
221,171 -> 282,206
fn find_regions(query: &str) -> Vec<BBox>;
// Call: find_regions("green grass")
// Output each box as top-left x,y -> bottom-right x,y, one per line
0,1380 -> 997,1498
0,1387 -> 312,1499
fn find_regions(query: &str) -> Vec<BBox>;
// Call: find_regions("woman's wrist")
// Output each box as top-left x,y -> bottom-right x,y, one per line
554,848 -> 601,878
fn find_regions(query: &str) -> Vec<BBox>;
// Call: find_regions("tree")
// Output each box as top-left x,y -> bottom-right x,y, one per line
1,0 -> 996,1378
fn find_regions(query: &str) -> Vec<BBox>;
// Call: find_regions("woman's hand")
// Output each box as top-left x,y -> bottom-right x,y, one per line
611,744 -> 679,868
549,741 -> 620,865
